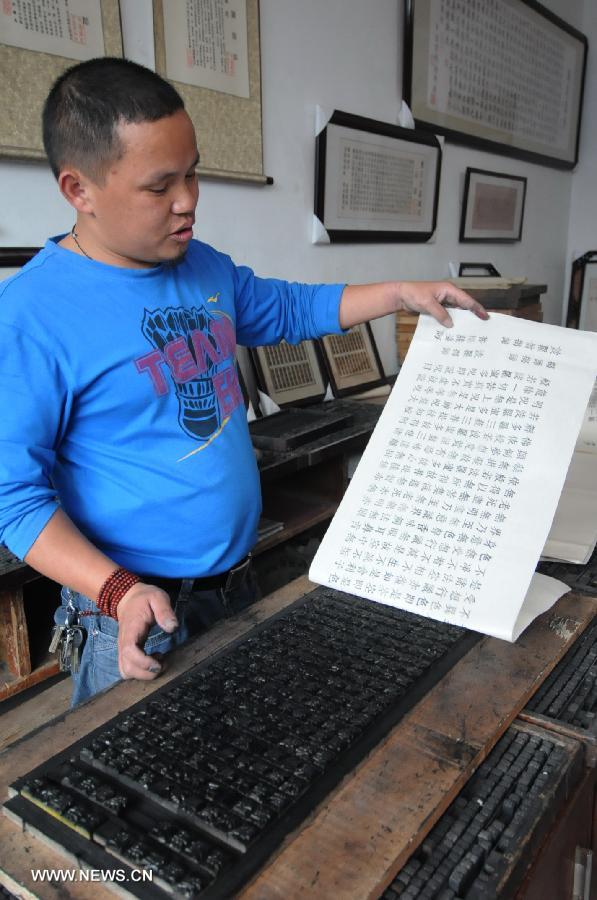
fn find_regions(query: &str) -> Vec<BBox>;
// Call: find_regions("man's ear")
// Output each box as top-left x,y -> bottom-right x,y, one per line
57,167 -> 98,214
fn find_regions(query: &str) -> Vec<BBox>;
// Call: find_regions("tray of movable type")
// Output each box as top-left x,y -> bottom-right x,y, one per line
297,399 -> 381,462
248,405 -> 353,451
521,614 -> 597,762
255,399 -> 383,479
4,586 -> 481,900
536,546 -> 597,597
0,886 -> 17,900
379,722 -> 583,900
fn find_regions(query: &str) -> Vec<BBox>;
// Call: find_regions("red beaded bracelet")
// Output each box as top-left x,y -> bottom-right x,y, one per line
96,567 -> 141,619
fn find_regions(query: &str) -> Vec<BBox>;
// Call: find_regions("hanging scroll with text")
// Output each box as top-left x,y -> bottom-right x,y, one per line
0,0 -> 122,161
153,0 -> 266,184
310,311 -> 597,641
404,0 -> 587,169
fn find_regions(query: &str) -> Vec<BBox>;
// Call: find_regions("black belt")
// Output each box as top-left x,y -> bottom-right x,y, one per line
146,554 -> 252,596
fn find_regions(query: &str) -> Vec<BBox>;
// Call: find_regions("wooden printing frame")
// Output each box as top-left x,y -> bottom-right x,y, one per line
566,251 -> 597,331
153,0 -> 270,185
249,341 -> 327,409
0,0 -> 123,161
460,168 -> 527,243
319,323 -> 386,398
314,109 -> 441,243
404,0 -> 587,170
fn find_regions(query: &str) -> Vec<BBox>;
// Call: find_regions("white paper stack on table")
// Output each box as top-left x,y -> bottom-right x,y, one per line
542,379 -> 597,564
310,310 -> 597,642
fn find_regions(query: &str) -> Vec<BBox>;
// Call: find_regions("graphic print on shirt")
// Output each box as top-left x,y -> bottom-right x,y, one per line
134,304 -> 243,441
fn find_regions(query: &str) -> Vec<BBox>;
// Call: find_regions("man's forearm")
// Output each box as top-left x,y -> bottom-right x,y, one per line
339,281 -> 489,329
24,508 -> 117,599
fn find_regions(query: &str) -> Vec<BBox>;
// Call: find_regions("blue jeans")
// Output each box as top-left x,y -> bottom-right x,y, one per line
55,569 -> 259,707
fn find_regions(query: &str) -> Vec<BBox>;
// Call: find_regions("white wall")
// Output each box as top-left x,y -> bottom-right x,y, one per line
0,0 -> 590,373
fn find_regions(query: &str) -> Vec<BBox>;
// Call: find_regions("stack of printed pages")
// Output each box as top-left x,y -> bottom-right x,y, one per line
542,380 -> 597,564
310,311 -> 597,642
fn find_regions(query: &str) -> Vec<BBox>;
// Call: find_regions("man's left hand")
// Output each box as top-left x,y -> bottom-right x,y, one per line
338,280 -> 489,330
395,281 -> 489,327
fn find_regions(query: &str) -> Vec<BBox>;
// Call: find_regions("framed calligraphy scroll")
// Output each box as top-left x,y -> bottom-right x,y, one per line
0,0 -> 123,161
314,109 -> 441,243
404,0 -> 587,169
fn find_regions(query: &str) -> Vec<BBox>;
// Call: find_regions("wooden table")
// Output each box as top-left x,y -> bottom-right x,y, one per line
1,576 -> 595,899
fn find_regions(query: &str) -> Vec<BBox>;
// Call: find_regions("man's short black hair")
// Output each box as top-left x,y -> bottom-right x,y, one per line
43,57 -> 184,182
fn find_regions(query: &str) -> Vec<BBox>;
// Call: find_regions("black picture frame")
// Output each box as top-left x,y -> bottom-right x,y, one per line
566,251 -> 597,331
404,0 -> 587,170
0,247 -> 39,269
249,340 -> 327,409
460,169 -> 527,243
318,324 -> 386,398
0,247 -> 40,286
458,262 -> 502,277
314,109 -> 441,243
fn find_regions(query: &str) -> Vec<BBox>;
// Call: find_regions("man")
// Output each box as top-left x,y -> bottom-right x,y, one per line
0,58 -> 488,705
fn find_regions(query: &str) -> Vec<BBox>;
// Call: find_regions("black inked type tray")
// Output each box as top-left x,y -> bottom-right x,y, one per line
4,586 -> 480,900
537,546 -> 597,597
379,722 -> 583,900
524,614 -> 597,734
248,406 -> 353,451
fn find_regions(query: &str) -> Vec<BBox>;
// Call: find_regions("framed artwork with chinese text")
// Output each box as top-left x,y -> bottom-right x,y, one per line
314,109 -> 441,243
404,0 -> 587,169
460,169 -> 526,243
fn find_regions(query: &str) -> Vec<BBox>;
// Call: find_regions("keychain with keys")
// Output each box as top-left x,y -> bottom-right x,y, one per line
49,592 -> 86,673
48,619 -> 66,655
66,626 -> 84,673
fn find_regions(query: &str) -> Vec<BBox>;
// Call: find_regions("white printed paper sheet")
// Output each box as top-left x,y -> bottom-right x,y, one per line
542,378 -> 597,563
310,311 -> 597,642
576,378 -> 597,453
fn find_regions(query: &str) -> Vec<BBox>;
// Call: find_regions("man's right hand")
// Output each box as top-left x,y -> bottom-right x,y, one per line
116,583 -> 179,680
23,509 -> 180,682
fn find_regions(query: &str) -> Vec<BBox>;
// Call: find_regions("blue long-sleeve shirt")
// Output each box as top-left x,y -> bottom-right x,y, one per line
0,237 -> 344,576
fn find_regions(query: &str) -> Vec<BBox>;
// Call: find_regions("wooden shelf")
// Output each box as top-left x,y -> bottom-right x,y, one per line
256,490 -> 338,555
0,654 -> 60,702
255,451 -> 348,557
0,556 -> 62,701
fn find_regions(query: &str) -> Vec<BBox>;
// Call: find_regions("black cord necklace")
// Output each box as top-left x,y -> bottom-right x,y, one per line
71,225 -> 93,260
